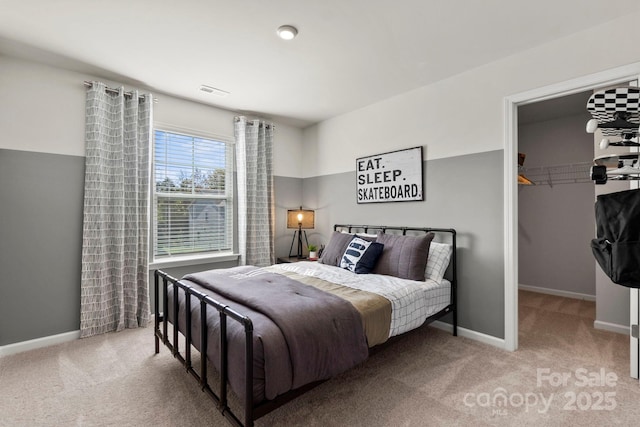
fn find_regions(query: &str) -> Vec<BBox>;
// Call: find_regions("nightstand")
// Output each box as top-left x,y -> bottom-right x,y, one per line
277,257 -> 317,264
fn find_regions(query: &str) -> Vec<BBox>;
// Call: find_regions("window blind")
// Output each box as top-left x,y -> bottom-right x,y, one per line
153,129 -> 234,258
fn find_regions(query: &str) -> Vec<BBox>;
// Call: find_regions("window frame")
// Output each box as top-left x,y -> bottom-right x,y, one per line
149,124 -> 237,268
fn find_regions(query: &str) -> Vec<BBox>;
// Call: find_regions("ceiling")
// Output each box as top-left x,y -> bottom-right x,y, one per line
518,91 -> 593,125
1,0 -> 639,128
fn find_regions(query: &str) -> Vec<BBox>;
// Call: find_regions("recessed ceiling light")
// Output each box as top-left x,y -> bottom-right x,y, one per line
199,85 -> 229,97
277,25 -> 298,40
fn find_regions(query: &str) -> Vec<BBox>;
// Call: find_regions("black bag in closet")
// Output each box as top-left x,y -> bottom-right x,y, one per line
591,188 -> 640,288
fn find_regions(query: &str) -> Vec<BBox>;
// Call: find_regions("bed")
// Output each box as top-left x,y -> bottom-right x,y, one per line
154,224 -> 457,427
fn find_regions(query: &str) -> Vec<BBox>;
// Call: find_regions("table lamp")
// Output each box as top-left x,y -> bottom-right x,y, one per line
287,206 -> 314,258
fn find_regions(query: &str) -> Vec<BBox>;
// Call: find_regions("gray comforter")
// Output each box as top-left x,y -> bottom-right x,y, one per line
173,265 -> 369,403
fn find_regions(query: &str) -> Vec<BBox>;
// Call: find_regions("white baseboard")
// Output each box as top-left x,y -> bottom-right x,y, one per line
594,320 -> 629,335
431,320 -> 507,349
519,284 -> 596,302
0,330 -> 80,357
2,323 -> 512,358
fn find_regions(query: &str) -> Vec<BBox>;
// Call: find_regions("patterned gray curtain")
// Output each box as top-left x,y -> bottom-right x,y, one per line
80,82 -> 152,338
234,117 -> 275,266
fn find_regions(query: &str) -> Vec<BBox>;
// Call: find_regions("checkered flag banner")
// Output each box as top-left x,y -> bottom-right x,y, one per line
587,87 -> 640,137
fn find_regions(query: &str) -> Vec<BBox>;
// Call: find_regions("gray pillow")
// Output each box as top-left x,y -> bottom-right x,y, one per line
319,231 -> 354,266
372,232 -> 434,281
319,231 -> 376,266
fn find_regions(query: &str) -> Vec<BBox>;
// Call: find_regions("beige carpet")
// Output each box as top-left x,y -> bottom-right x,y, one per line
1,291 -> 638,426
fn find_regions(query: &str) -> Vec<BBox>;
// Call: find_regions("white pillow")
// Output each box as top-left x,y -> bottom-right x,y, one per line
340,230 -> 378,239
425,241 -> 452,283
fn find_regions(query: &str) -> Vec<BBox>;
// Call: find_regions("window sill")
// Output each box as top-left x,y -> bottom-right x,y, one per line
149,253 -> 239,270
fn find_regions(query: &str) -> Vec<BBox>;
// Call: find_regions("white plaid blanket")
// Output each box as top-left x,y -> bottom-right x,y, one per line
269,262 -> 451,338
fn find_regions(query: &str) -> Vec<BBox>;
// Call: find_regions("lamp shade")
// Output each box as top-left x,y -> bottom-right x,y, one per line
287,207 -> 314,229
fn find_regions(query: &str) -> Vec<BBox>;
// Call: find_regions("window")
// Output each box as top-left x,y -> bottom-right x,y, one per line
153,129 -> 234,260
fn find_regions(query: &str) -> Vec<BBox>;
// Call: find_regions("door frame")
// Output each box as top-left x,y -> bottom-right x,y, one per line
503,63 -> 640,352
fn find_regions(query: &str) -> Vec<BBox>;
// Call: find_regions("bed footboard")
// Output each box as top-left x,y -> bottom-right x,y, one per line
154,270 -> 254,427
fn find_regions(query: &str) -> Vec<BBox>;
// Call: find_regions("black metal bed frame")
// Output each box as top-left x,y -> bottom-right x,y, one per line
154,225 -> 457,427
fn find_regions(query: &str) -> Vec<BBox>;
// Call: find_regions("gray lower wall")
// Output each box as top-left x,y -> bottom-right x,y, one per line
0,149 -> 84,346
1,147 -> 503,343
303,150 -> 505,338
0,147 -> 303,346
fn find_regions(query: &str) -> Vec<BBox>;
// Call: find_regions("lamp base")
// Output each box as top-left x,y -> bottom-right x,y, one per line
288,230 -> 310,258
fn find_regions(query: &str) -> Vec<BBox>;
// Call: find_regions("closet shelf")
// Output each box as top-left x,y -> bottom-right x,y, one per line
519,162 -> 593,186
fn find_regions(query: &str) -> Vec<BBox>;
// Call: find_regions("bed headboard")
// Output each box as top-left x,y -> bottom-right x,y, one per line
332,224 -> 457,308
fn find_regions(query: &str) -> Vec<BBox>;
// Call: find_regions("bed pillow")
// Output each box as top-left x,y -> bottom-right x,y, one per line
425,241 -> 453,283
319,231 -> 354,266
373,232 -> 434,281
339,236 -> 384,274
340,230 -> 378,240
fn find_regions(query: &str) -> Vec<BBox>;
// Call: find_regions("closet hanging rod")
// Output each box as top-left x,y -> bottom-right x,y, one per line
82,81 -> 151,101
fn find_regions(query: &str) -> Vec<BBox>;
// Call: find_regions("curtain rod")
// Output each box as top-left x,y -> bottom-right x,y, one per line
234,116 -> 274,129
83,81 -> 151,101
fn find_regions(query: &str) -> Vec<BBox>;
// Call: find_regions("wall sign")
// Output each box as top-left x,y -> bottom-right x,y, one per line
356,146 -> 423,204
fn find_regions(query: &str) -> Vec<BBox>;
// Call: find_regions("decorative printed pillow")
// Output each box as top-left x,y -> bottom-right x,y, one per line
340,237 -> 385,274
373,232 -> 434,281
425,241 -> 453,283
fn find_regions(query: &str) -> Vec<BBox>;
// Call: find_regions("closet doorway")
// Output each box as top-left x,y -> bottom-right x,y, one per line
516,92 -> 597,351
504,65 -> 640,354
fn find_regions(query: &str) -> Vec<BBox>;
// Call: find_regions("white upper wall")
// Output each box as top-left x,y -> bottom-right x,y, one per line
302,11 -> 640,178
0,55 -> 304,178
5,9 -> 640,180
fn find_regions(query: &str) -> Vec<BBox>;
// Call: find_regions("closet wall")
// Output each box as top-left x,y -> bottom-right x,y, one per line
518,107 -> 596,297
